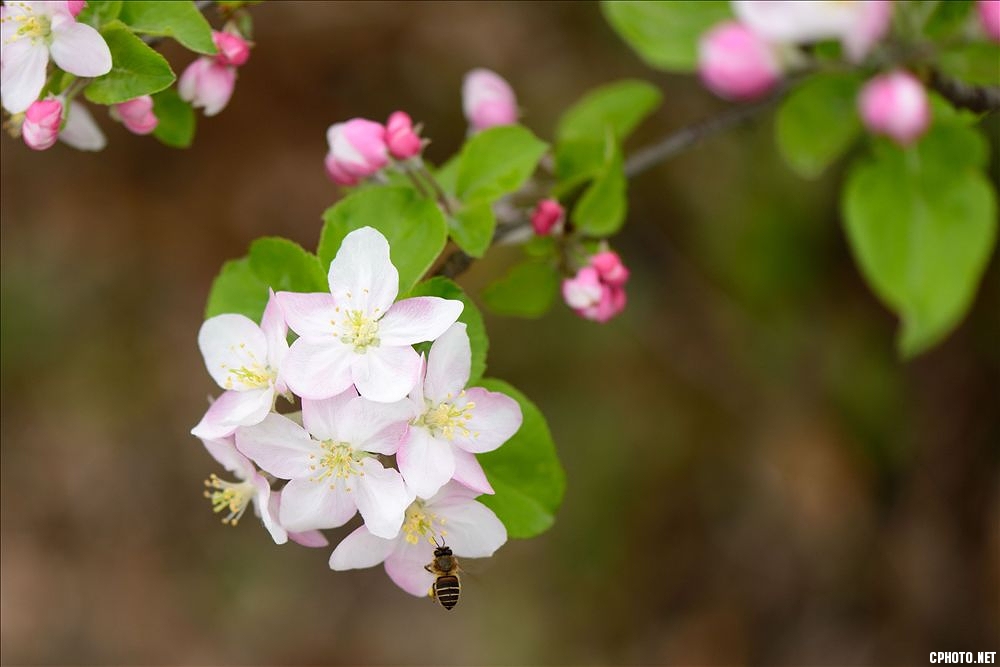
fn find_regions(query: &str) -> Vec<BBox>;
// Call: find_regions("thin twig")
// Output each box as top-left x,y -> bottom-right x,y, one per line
928,70 -> 1000,114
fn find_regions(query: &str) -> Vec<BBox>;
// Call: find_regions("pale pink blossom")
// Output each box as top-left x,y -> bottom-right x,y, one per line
234,389 -> 413,538
58,100 -> 104,151
277,226 -> 463,403
698,21 -> 783,101
0,0 -> 112,113
396,323 -> 522,499
462,68 -> 518,132
21,97 -> 62,150
191,291 -> 289,440
385,110 -> 422,160
858,71 -> 930,146
530,198 -> 564,236
324,119 -> 389,186
212,29 -> 251,67
178,57 -> 237,117
979,1 -> 1000,42
329,482 -> 507,597
110,95 -> 158,135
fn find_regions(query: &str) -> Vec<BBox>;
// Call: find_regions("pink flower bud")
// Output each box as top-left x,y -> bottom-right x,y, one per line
22,98 -> 63,151
462,68 -> 518,132
698,22 -> 782,101
530,199 -> 564,236
111,95 -> 158,135
979,1 -> 1000,42
385,111 -> 422,160
590,250 -> 630,287
324,118 -> 389,186
213,30 -> 251,67
562,259 -> 629,324
858,71 -> 930,146
179,57 -> 237,117
66,0 -> 86,17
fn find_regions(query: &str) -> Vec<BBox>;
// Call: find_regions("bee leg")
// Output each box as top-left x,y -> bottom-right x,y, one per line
423,564 -> 434,573
428,585 -> 437,601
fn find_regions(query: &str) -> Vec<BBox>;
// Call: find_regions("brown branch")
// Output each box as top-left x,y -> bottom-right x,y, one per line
928,70 -> 1000,114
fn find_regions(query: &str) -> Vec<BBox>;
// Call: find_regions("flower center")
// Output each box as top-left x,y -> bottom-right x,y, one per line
308,441 -> 367,486
2,5 -> 51,44
219,344 -> 275,390
203,474 -> 253,526
415,392 -> 476,440
402,501 -> 447,545
338,309 -> 380,352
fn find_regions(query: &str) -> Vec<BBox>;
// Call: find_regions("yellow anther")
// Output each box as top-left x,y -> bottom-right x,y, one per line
311,441 -> 366,483
338,309 -> 380,352
203,474 -> 253,527
415,400 -> 475,440
402,501 -> 442,545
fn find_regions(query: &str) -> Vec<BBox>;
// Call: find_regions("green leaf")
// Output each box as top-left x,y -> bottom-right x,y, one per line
923,0 -> 974,39
556,79 -> 662,143
76,0 -> 123,28
119,1 -> 217,54
407,277 -> 489,384
432,155 -> 461,197
937,42 -> 1000,87
84,21 -> 175,105
482,261 -> 560,318
573,144 -> 627,236
455,125 -> 548,202
151,88 -> 196,148
475,379 -> 565,539
554,137 -> 608,195
205,257 -> 268,320
448,201 -> 497,258
319,187 -> 448,295
601,1 -> 732,72
776,72 -> 864,179
248,237 -> 327,293
843,122 -> 998,357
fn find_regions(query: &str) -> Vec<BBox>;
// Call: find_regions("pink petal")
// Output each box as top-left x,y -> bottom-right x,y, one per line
451,449 -> 495,495
198,314 -> 269,390
396,428 -> 456,499
289,529 -> 329,548
354,459 -> 411,539
378,297 -> 464,347
300,388 -> 360,442
351,345 -> 421,403
423,323 -> 471,402
59,101 -> 105,151
199,436 -> 255,480
1,39 -> 49,114
329,525 -> 397,570
49,15 -> 112,76
282,339 -> 354,400
433,497 -> 507,558
274,291 -> 338,340
190,387 -> 274,440
278,478 -> 357,532
384,539 -> 436,597
260,290 -> 288,372
252,475 -> 288,545
451,387 -> 522,453
233,412 -> 315,479
327,227 -> 398,318
336,396 -> 413,455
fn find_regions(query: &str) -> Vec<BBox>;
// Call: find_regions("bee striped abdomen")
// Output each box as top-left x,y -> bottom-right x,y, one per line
433,575 -> 461,610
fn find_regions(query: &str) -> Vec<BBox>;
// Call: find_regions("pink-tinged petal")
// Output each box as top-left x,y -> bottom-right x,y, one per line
378,297 -> 464,347
278,478 -> 357,532
282,338 -> 354,400
423,323 -> 471,402
354,459 -> 411,539
234,412 -> 315,479
384,539 -> 436,597
451,449 -> 495,495
433,497 -> 507,558
336,396 -> 413,454
179,58 -> 236,117
1,39 -> 50,114
274,291 -> 338,339
300,388 -> 360,442
397,428 -> 456,499
58,101 -> 105,151
198,314 -> 269,390
190,387 -> 274,440
252,475 -> 288,545
452,387 -> 522,453
327,227 -> 398,317
199,436 -> 254,480
329,525 -> 397,570
289,529 -> 329,548
260,290 -> 289,372
428,479 -> 484,505
351,345 -> 421,403
49,15 -> 111,76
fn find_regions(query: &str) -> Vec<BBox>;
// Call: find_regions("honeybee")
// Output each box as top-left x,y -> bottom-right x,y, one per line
424,542 -> 461,610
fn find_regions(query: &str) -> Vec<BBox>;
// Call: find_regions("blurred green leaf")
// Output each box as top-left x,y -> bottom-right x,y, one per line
455,125 -> 548,202
554,137 -> 608,195
573,144 -> 627,236
475,379 -> 566,539
408,277 -> 489,384
843,122 -> 997,357
76,0 -> 122,28
776,72 -> 864,178
937,42 -> 1000,86
448,201 -> 497,258
84,21 -> 175,104
923,0 -> 974,39
556,79 -> 662,142
151,88 -> 196,148
205,257 -> 268,320
483,261 -> 560,318
119,1 -> 217,54
248,237 -> 327,293
319,187 -> 448,295
601,1 -> 732,71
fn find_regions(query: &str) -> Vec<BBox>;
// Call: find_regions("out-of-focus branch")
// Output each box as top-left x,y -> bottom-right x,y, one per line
928,70 -> 1000,114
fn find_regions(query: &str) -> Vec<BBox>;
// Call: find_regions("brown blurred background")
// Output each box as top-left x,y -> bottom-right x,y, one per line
2,2 -> 998,665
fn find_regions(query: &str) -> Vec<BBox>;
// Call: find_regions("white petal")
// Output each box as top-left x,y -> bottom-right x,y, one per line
351,345 -> 421,403
253,475 -> 288,545
329,525 -> 398,570
378,297 -> 464,347
423,323 -> 471,402
336,396 -> 412,455
234,412 -> 315,479
433,497 -> 507,558
451,449 -> 494,495
354,459 -> 411,539
0,39 -> 48,114
300,388 -> 360,442
451,387 -> 522,454
384,539 -> 436,597
199,436 -> 255,480
327,226 -> 398,318
198,314 -> 270,390
282,338 -> 354,400
59,101 -> 105,151
190,387 -> 274,440
274,291 -> 338,340
260,290 -> 289,375
50,15 -> 111,76
289,529 -> 329,548
396,428 -> 455,499
278,478 -> 357,532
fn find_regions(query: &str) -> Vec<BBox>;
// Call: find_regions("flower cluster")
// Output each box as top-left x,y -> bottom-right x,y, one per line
179,28 -> 252,117
192,226 -> 521,596
562,249 -> 630,323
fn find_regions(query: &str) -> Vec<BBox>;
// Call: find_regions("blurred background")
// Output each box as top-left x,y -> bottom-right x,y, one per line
2,2 -> 998,665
